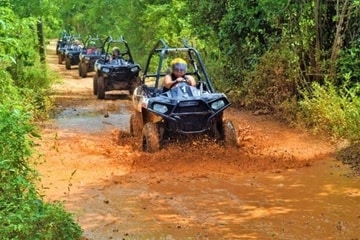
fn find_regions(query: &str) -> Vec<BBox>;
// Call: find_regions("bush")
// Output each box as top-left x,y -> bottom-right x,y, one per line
0,102 -> 82,240
299,80 -> 360,142
0,7 -> 82,239
1,199 -> 82,240
233,46 -> 301,123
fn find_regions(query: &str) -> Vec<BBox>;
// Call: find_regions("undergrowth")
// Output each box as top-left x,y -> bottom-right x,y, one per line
299,79 -> 360,175
0,8 -> 82,237
0,102 -> 83,240
299,80 -> 360,142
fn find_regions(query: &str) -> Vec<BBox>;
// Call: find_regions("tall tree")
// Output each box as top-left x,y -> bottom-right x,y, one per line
329,0 -> 352,78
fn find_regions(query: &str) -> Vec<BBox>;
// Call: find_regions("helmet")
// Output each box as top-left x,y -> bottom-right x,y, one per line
112,47 -> 120,55
170,58 -> 187,72
89,41 -> 96,46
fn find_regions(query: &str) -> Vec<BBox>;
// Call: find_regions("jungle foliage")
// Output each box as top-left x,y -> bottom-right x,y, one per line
0,4 -> 82,240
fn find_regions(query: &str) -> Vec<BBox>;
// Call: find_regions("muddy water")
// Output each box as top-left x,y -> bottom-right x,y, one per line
55,99 -> 132,133
49,99 -> 360,240
94,163 -> 360,240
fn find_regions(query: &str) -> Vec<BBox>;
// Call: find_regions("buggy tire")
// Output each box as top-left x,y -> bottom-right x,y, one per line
142,122 -> 160,153
130,112 -> 143,137
65,57 -> 71,70
93,75 -> 98,95
78,63 -> 82,76
129,85 -> 136,96
80,62 -> 87,78
97,76 -> 105,99
222,119 -> 237,147
58,54 -> 63,64
129,76 -> 141,95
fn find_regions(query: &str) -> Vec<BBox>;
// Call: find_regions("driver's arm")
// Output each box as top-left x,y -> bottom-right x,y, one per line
185,75 -> 196,87
164,74 -> 194,89
163,74 -> 176,89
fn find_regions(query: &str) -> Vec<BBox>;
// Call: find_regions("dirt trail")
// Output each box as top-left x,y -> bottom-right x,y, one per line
35,41 -> 360,240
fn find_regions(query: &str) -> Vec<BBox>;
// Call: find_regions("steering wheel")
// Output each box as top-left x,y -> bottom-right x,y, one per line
169,78 -> 189,89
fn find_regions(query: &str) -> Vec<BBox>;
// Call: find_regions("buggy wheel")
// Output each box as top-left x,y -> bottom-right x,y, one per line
93,75 -> 98,95
129,85 -> 136,96
65,57 -> 71,70
222,119 -> 237,147
129,76 -> 141,95
80,62 -> 87,78
97,76 -> 105,99
58,54 -> 62,64
130,112 -> 143,137
78,63 -> 82,76
142,122 -> 160,153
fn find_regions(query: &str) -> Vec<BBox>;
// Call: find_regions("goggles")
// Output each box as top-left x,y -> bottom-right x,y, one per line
172,63 -> 187,72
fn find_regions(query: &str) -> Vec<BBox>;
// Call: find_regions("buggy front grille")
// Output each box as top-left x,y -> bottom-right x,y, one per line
175,113 -> 211,133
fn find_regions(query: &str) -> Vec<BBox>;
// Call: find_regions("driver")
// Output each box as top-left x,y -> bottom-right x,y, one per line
112,47 -> 121,60
163,58 -> 196,89
86,41 -> 98,54
71,40 -> 82,50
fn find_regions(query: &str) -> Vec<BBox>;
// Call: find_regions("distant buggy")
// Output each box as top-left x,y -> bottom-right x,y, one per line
131,39 -> 238,152
93,36 -> 141,99
64,35 -> 84,70
56,32 -> 72,64
78,35 -> 104,78
56,30 -> 71,55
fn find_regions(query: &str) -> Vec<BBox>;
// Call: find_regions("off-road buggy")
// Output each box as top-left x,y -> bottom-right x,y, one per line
78,35 -> 104,78
93,36 -> 141,99
56,30 -> 70,55
63,35 -> 85,70
130,39 -> 237,153
56,32 -> 73,64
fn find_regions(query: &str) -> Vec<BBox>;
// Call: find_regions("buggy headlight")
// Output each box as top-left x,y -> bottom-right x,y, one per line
131,66 -> 139,72
102,67 -> 110,73
84,56 -> 90,61
211,100 -> 225,110
153,104 -> 168,113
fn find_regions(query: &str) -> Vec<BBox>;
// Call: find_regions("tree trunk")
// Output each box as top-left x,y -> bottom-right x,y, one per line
37,19 -> 46,63
313,0 -> 321,82
329,0 -> 351,79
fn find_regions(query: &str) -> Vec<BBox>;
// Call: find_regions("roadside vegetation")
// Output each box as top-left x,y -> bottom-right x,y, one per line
0,5 -> 82,240
1,0 -> 359,238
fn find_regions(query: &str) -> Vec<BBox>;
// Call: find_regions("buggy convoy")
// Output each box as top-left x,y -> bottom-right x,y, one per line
56,32 -> 72,64
93,36 -> 141,99
57,34 -> 84,69
131,39 -> 237,152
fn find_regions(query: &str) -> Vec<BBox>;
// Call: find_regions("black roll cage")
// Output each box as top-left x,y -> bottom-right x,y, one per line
100,36 -> 135,64
141,39 -> 215,94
